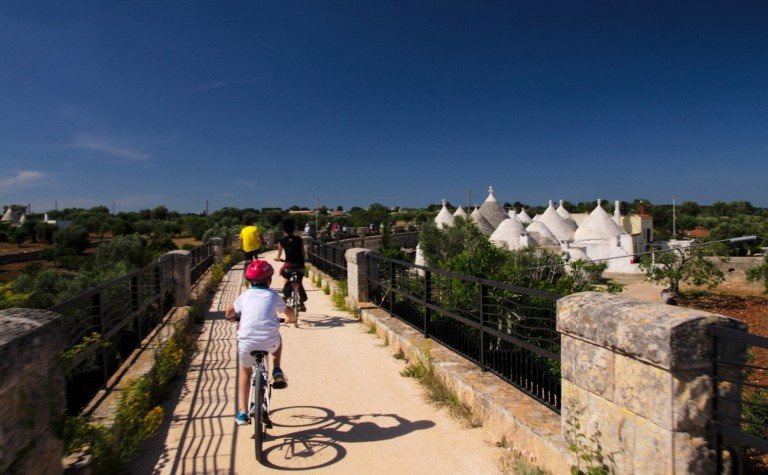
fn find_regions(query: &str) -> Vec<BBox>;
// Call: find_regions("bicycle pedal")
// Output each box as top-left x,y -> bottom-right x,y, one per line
265,417 -> 273,429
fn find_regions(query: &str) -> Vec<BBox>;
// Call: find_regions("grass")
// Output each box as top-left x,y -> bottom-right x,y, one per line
365,320 -> 378,334
400,343 -> 481,428
393,347 -> 406,360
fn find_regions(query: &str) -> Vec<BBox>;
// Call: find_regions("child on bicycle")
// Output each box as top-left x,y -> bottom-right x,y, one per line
276,218 -> 308,311
225,259 -> 294,425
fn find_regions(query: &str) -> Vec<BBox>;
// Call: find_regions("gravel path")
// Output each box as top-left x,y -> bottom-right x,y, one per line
133,250 -> 504,474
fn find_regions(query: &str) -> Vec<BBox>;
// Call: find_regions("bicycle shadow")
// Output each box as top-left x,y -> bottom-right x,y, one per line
285,314 -> 356,330
261,406 -> 435,471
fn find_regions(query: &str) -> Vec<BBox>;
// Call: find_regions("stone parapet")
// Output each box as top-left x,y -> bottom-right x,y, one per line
345,248 -> 371,302
0,308 -> 66,474
558,292 -> 747,474
209,237 -> 224,263
159,250 -> 192,306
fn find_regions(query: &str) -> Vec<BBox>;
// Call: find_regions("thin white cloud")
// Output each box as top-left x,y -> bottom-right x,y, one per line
192,76 -> 265,93
723,147 -> 768,156
69,133 -> 151,162
0,170 -> 45,192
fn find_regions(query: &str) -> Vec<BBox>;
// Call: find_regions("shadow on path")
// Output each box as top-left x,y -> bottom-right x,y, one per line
260,406 -> 435,471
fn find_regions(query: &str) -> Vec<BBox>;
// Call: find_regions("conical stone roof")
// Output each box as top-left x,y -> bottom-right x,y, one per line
471,210 -> 495,235
453,206 -> 467,219
1,208 -> 13,222
490,218 -> 526,249
478,186 -> 508,229
539,200 -> 575,241
434,199 -> 455,229
526,221 -> 560,247
574,199 -> 628,241
517,208 -> 532,224
556,200 -> 578,230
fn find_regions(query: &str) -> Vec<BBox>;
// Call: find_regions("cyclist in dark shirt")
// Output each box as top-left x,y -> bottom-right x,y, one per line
276,219 -> 308,310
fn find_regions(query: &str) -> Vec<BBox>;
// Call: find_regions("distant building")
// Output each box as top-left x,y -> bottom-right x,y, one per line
427,188 -> 656,274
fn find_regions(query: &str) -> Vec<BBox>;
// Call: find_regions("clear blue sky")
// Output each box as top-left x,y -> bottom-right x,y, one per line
2,1 -> 767,213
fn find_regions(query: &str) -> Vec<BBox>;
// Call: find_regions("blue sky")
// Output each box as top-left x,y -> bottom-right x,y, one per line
2,1 -> 767,213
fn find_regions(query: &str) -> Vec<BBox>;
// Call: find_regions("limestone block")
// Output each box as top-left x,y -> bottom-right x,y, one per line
561,336 -> 615,400
615,354 -> 672,429
672,431 -> 715,474
558,292 -> 746,370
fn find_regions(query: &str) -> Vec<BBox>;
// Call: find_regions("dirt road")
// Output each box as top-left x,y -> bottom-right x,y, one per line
133,250 -> 504,474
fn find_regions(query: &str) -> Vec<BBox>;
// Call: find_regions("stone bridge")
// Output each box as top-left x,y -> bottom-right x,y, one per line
0,240 -> 748,474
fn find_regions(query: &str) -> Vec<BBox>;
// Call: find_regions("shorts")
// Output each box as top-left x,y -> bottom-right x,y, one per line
238,335 -> 281,367
243,249 -> 261,261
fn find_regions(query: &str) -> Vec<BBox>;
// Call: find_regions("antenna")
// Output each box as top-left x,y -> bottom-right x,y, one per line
672,195 -> 677,238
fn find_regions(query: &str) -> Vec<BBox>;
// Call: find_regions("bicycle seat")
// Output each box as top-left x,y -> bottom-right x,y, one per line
250,350 -> 269,358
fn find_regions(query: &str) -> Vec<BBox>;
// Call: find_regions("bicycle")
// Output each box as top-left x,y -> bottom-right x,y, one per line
247,350 -> 273,463
286,270 -> 302,327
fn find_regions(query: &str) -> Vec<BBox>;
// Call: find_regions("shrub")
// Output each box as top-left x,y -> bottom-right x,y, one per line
54,225 -> 90,254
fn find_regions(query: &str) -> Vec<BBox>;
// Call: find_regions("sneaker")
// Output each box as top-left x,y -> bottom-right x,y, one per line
235,411 -> 249,426
272,368 -> 288,389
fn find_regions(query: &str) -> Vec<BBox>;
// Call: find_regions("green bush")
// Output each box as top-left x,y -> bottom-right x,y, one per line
54,225 -> 90,254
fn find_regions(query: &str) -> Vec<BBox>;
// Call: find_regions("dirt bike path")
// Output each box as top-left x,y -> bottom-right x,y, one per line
133,250 -> 505,474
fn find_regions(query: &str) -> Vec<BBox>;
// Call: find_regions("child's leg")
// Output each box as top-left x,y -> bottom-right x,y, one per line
271,341 -> 283,369
238,365 -> 252,414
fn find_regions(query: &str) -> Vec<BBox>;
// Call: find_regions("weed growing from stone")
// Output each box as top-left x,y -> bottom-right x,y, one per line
323,282 -> 331,295
393,347 -> 406,360
400,342 -> 481,428
565,399 -> 612,475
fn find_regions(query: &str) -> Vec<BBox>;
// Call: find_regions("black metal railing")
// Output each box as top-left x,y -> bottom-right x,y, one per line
366,252 -> 563,411
49,261 -> 174,413
190,241 -> 215,283
709,325 -> 768,474
307,238 -> 348,281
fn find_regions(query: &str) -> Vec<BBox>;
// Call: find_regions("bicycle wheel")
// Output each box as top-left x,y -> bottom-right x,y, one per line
253,371 -> 265,462
292,285 -> 301,327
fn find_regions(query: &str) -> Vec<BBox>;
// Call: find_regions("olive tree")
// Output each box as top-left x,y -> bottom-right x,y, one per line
747,256 -> 768,294
638,244 -> 725,298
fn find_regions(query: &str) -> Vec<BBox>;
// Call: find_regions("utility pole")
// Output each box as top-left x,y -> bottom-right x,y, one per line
205,200 -> 209,216
672,195 -> 677,239
55,200 -> 58,211
467,187 -> 471,210
315,197 -> 319,232
112,201 -> 115,214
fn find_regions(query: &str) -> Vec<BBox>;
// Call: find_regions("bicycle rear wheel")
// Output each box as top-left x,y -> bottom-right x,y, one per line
292,285 -> 301,327
252,372 -> 265,462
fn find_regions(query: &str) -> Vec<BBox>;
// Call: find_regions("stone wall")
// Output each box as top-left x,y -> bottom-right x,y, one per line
0,308 -> 66,474
558,292 -> 747,474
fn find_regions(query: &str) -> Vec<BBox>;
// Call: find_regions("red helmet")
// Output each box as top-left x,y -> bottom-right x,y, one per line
245,260 -> 274,282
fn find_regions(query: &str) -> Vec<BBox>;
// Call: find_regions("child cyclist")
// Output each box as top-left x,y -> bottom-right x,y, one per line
225,259 -> 295,425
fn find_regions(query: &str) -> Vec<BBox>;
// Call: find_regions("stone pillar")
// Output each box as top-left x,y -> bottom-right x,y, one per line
263,231 -> 277,249
345,248 -> 371,303
159,250 -> 192,306
557,292 -> 747,474
0,308 -> 66,474
210,237 -> 224,263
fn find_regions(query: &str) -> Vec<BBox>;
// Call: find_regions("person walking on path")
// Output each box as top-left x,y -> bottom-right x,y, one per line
238,217 -> 262,261
225,260 -> 295,425
276,218 -> 308,311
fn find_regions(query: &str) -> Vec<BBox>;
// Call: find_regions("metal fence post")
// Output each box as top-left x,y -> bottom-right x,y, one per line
479,283 -> 487,371
92,292 -> 109,384
388,259 -> 395,313
424,270 -> 431,337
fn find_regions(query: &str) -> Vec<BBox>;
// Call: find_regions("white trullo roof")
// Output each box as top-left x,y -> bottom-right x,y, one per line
490,218 -> 526,249
517,208 -> 532,224
478,186 -> 508,229
453,206 -> 467,219
539,201 -> 575,241
434,199 -> 455,229
526,221 -> 560,247
556,200 -> 578,230
470,210 -> 495,235
18,214 -> 26,224
1,207 -> 13,222
414,243 -> 426,267
574,199 -> 628,241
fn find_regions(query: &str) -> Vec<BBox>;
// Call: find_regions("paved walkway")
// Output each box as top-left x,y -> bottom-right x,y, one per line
133,250 -> 504,474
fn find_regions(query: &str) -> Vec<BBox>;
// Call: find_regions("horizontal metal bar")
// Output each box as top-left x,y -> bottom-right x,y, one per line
709,325 -> 768,348
712,421 -> 768,453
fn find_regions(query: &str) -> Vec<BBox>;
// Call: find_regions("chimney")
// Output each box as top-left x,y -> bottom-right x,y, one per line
614,200 -> 621,226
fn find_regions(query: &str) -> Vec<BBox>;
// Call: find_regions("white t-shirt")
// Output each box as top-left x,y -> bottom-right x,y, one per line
233,286 -> 285,351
